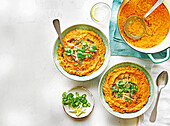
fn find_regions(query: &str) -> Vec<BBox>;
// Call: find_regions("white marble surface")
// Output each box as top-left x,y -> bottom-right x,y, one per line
0,0 -> 170,126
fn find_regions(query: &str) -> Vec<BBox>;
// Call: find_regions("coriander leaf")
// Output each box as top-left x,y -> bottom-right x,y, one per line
131,89 -> 134,94
88,45 -> 97,52
73,47 -> 78,51
87,103 -> 91,107
82,94 -> 86,98
75,92 -> 79,97
118,89 -> 124,93
81,40 -> 88,47
112,86 -> 118,92
77,51 -> 86,59
124,89 -> 128,93
116,93 -> 123,98
117,80 -> 127,85
62,92 -> 67,98
131,84 -> 134,89
87,53 -> 92,58
67,93 -> 74,98
76,40 -> 79,44
78,46 -> 86,53
135,84 -> 138,90
73,63 -> 77,65
82,103 -> 88,107
65,48 -> 73,55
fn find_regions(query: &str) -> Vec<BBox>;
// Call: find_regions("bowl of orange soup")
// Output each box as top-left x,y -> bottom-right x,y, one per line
99,62 -> 155,118
53,24 -> 110,81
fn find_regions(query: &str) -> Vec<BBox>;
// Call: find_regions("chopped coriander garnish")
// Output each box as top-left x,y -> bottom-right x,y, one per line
112,86 -> 118,92
82,94 -> 86,98
77,52 -> 86,59
73,63 -> 77,65
88,45 -> 97,52
76,92 -> 79,97
64,42 -> 97,60
78,46 -> 86,53
87,103 -> 91,107
62,92 -> 67,98
112,80 -> 138,104
71,56 -> 74,61
62,92 -> 91,108
76,40 -> 79,44
65,48 -> 73,55
82,103 -> 88,107
87,53 -> 92,58
81,40 -> 88,47
73,47 -> 78,51
116,92 -> 123,98
125,97 -> 128,102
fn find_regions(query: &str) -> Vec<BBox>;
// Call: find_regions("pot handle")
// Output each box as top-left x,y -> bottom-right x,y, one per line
147,48 -> 170,64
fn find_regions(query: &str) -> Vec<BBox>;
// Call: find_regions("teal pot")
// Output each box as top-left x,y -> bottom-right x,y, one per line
117,0 -> 170,64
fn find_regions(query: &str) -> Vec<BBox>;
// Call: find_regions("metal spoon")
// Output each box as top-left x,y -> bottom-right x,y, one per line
124,0 -> 164,39
53,19 -> 65,57
53,19 -> 80,64
149,71 -> 168,122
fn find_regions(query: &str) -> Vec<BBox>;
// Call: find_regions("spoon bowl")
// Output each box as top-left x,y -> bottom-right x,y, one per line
156,71 -> 168,90
124,0 -> 164,39
124,15 -> 146,39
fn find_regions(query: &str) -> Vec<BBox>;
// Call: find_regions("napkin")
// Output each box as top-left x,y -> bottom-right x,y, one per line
138,62 -> 170,126
109,0 -> 167,59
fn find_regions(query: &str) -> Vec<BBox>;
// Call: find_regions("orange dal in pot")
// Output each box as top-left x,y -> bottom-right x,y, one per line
118,0 -> 170,48
103,66 -> 150,113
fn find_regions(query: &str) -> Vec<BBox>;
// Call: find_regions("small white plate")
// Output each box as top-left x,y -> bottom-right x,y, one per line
63,86 -> 95,119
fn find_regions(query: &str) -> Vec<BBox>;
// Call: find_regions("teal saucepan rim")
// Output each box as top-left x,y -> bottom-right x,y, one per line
53,24 -> 110,81
98,62 -> 155,118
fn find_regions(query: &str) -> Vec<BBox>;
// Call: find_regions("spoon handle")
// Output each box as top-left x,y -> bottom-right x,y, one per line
149,90 -> 161,122
53,19 -> 80,65
53,19 -> 64,49
143,0 -> 164,18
